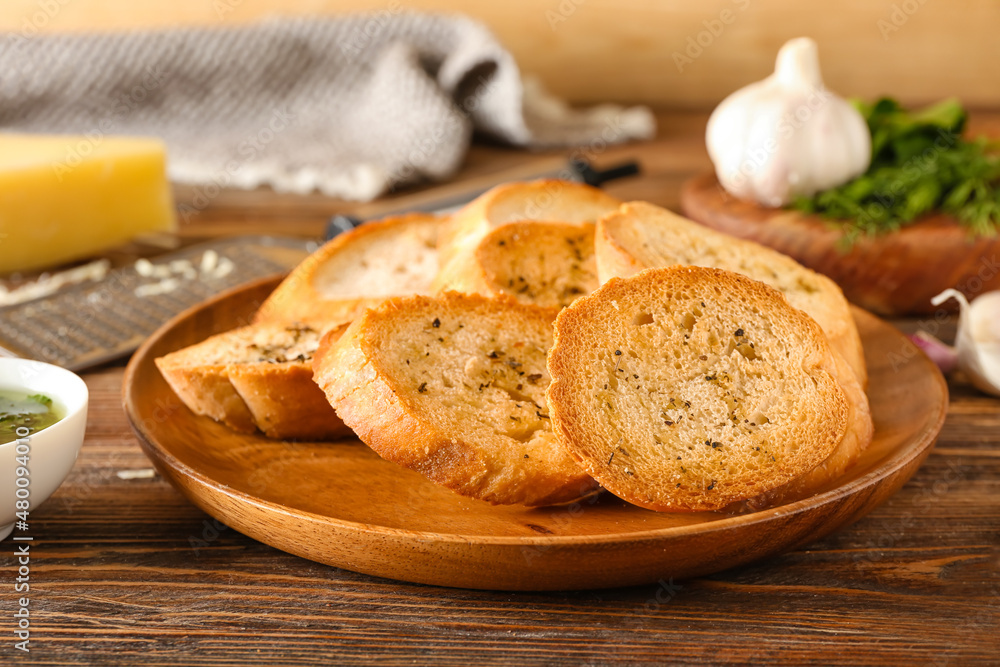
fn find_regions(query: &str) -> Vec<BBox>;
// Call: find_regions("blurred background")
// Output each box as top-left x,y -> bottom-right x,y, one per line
2,0 -> 998,324
3,0 -> 998,108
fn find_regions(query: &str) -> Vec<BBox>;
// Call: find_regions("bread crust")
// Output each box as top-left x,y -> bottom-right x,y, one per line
227,361 -> 350,441
547,266 -> 860,512
432,221 -> 599,309
155,361 -> 257,433
156,322 -> 351,441
596,201 -> 868,388
740,346 -> 873,510
312,292 -> 597,506
437,179 -> 621,270
255,213 -> 444,327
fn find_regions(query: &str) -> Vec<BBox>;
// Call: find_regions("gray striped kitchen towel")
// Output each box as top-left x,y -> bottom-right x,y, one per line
0,14 -> 654,201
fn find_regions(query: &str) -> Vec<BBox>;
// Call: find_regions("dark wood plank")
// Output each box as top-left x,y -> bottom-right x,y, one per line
17,367 -> 1000,665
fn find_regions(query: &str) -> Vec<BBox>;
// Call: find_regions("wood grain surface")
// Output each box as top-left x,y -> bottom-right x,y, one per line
680,173 -> 1000,316
1,111 -> 998,664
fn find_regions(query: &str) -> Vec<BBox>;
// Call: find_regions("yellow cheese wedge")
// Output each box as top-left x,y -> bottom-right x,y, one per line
0,134 -> 176,275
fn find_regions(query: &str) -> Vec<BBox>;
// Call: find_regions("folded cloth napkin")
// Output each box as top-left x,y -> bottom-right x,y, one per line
0,14 -> 655,201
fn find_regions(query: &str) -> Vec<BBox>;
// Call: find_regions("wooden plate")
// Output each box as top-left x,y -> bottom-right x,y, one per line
681,173 -> 1000,316
124,276 -> 948,591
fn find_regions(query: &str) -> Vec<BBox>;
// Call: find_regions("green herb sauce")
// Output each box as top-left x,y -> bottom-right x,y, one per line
0,390 -> 62,445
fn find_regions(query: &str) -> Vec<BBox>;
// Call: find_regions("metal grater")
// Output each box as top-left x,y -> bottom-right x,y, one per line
0,236 -> 313,371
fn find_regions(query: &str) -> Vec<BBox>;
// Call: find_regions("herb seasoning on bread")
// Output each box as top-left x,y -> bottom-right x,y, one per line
312,292 -> 597,506
546,266 -> 873,512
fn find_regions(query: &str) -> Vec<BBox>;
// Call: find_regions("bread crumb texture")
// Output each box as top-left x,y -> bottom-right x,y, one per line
255,213 -> 443,326
313,218 -> 439,300
476,222 -> 599,308
547,266 -> 849,512
597,201 -> 866,387
314,292 -> 596,506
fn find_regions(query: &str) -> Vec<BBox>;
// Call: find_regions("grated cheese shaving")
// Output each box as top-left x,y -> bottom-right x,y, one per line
0,260 -> 110,307
132,252 -> 237,297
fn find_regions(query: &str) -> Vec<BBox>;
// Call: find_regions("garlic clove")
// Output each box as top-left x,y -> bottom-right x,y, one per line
931,289 -> 1000,397
909,331 -> 958,374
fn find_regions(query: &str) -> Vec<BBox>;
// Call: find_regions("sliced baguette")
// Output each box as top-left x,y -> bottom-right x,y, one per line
437,179 -> 621,269
546,266 -> 872,512
255,213 -> 444,327
432,221 -> 599,309
312,292 -> 597,506
747,341 -> 873,510
596,202 -> 867,387
156,322 -> 351,441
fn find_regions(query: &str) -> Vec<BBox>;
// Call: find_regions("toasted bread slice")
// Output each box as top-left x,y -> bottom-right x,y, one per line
596,202 -> 867,387
156,322 -> 351,440
312,292 -> 597,506
437,179 -> 621,268
432,221 -> 599,309
747,342 -> 873,510
255,213 -> 444,327
546,266 -> 872,512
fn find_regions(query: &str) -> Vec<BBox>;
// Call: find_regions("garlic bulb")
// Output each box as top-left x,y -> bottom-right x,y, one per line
931,289 -> 1000,397
706,37 -> 871,207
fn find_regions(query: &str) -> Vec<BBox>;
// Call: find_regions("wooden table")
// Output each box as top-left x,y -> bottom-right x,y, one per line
7,111 -> 1000,665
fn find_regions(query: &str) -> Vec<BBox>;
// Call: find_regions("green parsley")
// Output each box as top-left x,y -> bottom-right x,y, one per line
793,97 -> 1000,243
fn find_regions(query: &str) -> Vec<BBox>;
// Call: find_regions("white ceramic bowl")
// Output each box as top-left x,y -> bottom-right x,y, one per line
0,358 -> 88,541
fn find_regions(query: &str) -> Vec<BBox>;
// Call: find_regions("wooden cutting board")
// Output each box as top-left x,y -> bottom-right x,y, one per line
680,173 -> 1000,316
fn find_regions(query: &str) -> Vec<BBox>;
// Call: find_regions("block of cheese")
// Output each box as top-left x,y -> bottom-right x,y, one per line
0,134 -> 176,275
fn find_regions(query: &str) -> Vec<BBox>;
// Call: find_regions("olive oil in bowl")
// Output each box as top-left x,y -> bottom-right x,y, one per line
0,390 -> 63,444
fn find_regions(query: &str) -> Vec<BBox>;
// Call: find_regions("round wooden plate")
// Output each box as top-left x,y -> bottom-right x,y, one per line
681,173 -> 1000,316
124,276 -> 948,591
